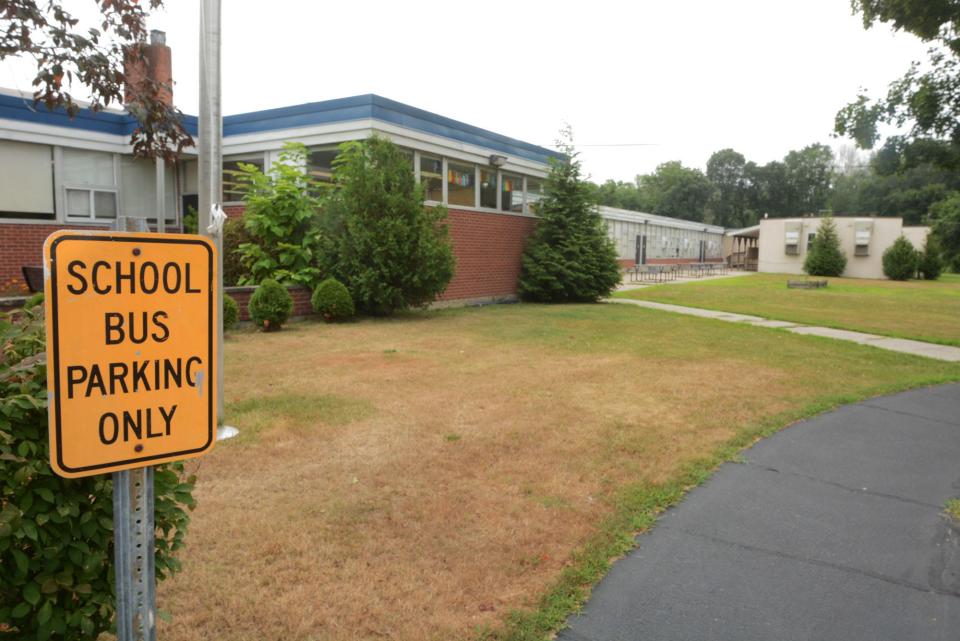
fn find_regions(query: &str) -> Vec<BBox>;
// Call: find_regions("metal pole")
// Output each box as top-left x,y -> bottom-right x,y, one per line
199,0 -> 224,424
155,157 -> 165,234
111,216 -> 156,641
113,468 -> 156,641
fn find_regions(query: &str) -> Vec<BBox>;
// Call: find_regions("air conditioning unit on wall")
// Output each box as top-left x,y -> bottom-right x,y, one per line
784,220 -> 802,255
854,219 -> 873,256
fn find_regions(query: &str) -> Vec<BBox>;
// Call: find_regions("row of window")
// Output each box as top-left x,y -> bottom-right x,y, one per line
0,140 -> 176,222
221,147 -> 546,215
0,139 -> 546,223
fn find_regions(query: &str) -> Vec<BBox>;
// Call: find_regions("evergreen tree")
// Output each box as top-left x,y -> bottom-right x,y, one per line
917,235 -> 945,280
803,216 -> 847,276
322,136 -> 455,315
518,128 -> 622,302
882,236 -> 918,280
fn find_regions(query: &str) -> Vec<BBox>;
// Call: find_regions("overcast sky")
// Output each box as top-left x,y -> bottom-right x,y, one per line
0,0 -> 932,182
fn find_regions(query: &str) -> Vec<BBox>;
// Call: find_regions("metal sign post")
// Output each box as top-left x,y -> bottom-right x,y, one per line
113,467 -> 156,641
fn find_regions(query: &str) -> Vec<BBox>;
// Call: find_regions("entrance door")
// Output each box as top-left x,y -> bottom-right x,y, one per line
636,234 -> 647,265
698,240 -> 706,262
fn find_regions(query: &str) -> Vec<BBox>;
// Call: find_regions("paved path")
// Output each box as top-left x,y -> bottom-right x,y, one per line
610,298 -> 960,362
559,384 -> 960,641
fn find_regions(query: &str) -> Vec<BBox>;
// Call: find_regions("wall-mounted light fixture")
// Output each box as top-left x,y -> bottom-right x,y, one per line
489,154 -> 507,167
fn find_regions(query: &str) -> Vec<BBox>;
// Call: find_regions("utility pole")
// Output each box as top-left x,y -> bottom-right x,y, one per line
199,0 -> 230,438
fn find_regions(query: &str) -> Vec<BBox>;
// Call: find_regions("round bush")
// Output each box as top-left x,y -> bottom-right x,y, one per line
882,236 -> 918,281
311,278 -> 355,322
248,279 -> 293,331
223,293 -> 239,331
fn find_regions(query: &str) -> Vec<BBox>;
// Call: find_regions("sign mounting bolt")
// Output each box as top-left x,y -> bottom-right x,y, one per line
132,248 -> 141,256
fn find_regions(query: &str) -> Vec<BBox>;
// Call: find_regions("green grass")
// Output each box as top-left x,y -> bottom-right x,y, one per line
614,272 -> 960,346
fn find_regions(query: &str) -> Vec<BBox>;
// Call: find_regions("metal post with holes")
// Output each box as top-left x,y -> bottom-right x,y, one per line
110,216 -> 156,641
113,468 -> 156,641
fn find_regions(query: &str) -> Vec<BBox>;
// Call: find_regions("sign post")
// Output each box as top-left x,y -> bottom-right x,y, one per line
43,225 -> 217,640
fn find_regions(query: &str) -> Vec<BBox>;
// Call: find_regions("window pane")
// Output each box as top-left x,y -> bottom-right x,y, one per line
447,162 -> 475,207
0,141 -> 54,215
66,189 -> 90,218
480,170 -> 497,209
420,154 -> 443,201
307,148 -> 338,183
526,177 -> 544,213
62,148 -> 115,187
94,191 -> 117,219
501,173 -> 522,212
222,157 -> 263,202
120,157 -> 177,222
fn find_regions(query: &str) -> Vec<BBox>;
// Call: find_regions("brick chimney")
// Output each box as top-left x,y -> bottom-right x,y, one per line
124,30 -> 173,106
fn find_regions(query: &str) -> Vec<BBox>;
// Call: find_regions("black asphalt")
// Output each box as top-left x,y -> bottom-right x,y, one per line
559,384 -> 960,641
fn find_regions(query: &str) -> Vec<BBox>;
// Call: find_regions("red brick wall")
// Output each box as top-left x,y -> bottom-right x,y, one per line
0,223 -> 110,294
217,206 -> 538,303
226,285 -> 313,322
440,208 -> 537,301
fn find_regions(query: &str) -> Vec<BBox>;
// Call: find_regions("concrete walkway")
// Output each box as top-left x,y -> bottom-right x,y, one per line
559,384 -> 960,641
610,298 -> 960,362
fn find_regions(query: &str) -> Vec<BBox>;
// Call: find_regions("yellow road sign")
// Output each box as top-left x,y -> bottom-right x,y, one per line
43,230 -> 217,478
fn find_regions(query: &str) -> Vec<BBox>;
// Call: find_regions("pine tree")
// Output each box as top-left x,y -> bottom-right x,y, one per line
803,216 -> 847,277
917,234 -> 945,280
518,128 -> 622,302
882,235 -> 918,281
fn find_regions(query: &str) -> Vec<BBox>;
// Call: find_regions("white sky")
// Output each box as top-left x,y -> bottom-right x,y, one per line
0,0 -> 931,182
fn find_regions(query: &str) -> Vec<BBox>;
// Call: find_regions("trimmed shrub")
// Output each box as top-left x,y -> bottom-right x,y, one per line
803,216 -> 847,277
222,217 -> 252,287
223,293 -> 239,330
882,235 -> 918,280
917,235 -> 944,280
0,306 -> 195,640
248,279 -> 293,331
518,128 -> 622,302
311,278 -> 355,322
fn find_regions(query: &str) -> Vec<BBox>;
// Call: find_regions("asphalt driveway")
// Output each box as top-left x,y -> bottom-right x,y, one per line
560,384 -> 960,641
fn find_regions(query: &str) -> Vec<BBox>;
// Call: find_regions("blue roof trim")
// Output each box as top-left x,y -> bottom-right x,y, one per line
0,92 -> 199,137
1,91 -> 559,165
224,94 -> 562,164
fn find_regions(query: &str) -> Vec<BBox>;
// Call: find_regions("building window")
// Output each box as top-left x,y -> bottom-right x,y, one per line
307,148 -> 338,185
501,173 -> 522,212
420,154 -> 443,202
526,177 -> 544,214
479,169 -> 497,209
62,148 -> 118,221
222,156 -> 264,202
0,140 -> 55,219
120,157 -> 177,224
447,162 -> 475,207
65,188 -> 117,220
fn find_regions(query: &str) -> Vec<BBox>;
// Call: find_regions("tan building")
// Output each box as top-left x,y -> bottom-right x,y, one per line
750,216 -> 930,279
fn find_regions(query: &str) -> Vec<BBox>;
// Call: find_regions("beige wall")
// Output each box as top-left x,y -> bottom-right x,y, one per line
758,217 -> 930,279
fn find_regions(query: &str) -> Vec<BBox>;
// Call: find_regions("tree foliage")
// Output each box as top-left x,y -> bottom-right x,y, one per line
321,136 -> 455,315
803,216 -> 848,277
917,234 -> 945,279
706,149 -> 749,228
639,161 -> 714,222
836,0 -> 960,169
0,304 -> 195,640
518,129 -> 621,303
929,192 -> 960,269
882,235 -> 919,280
0,0 -> 192,161
235,143 -> 324,289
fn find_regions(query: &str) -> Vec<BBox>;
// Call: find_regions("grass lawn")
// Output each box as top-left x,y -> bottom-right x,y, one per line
156,303 -> 960,641
615,272 -> 960,346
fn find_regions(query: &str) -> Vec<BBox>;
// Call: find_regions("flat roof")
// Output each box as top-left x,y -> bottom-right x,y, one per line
0,89 -> 562,165
599,206 -> 726,234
